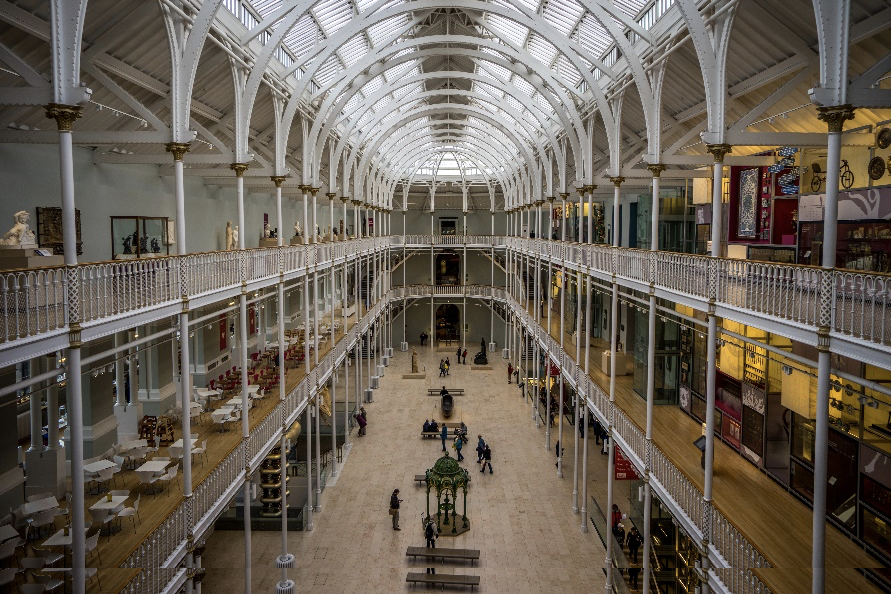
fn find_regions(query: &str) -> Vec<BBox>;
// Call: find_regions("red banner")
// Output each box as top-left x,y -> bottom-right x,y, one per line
614,446 -> 640,481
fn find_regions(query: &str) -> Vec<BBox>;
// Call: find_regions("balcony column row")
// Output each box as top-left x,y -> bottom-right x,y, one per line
642,164 -> 665,594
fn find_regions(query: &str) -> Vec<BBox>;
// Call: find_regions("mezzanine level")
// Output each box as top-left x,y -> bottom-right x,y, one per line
3,235 -> 890,370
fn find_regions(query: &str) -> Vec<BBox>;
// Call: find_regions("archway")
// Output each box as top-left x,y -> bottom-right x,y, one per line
435,304 -> 460,345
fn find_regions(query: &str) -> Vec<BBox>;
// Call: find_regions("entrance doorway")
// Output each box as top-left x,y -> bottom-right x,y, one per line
436,304 -> 460,345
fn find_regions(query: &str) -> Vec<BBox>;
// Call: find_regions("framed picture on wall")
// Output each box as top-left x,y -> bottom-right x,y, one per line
738,168 -> 758,238
36,207 -> 82,256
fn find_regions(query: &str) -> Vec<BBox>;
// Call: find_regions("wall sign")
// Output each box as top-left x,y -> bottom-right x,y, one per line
742,383 -> 765,414
614,445 -> 640,481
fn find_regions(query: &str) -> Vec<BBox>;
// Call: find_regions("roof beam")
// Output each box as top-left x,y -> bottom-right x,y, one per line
700,130 -> 876,147
0,130 -> 168,144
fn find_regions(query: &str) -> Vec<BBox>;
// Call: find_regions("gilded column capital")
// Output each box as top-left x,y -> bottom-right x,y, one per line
229,162 -> 249,177
546,196 -> 556,203
647,164 -> 666,177
44,103 -> 82,131
534,199 -> 545,207
298,185 -> 310,194
270,176 -> 286,188
559,192 -> 569,201
610,176 -> 625,188
340,195 -> 350,203
705,143 -> 732,163
310,187 -> 320,196
351,199 -> 362,206
325,192 -> 337,200
817,104 -> 856,133
165,142 -> 191,162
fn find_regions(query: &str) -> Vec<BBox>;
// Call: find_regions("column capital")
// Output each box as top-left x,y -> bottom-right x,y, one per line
229,162 -> 249,177
546,196 -> 556,203
610,176 -> 625,188
351,199 -> 362,206
646,164 -> 667,177
816,104 -> 856,133
298,185 -> 310,193
534,199 -> 545,206
585,184 -> 596,193
310,187 -> 320,196
165,142 -> 191,162
705,143 -> 732,163
270,176 -> 286,188
325,192 -> 337,200
44,103 -> 83,131
559,193 -> 569,201
340,195 -> 350,203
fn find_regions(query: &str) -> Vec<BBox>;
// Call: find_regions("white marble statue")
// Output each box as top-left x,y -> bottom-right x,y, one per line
293,220 -> 302,237
0,211 -> 36,246
232,226 -> 239,248
264,222 -> 271,238
225,221 -> 234,251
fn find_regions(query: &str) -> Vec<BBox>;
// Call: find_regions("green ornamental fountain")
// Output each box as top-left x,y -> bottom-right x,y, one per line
424,451 -> 470,536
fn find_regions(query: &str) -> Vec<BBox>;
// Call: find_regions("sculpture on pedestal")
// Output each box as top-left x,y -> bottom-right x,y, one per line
0,211 -> 36,246
411,348 -> 419,373
293,220 -> 302,237
232,226 -> 239,248
263,222 -> 271,238
225,221 -> 234,250
474,336 -> 488,365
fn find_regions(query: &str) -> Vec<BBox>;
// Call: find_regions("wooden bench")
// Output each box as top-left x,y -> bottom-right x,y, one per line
427,389 -> 465,397
406,572 -> 480,591
406,546 -> 481,566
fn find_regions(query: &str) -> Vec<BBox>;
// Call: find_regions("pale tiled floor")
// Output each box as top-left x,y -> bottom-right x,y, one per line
201,345 -> 607,592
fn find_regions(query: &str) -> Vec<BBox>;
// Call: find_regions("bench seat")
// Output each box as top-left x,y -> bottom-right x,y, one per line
406,572 -> 480,590
406,546 -> 480,565
427,389 -> 465,397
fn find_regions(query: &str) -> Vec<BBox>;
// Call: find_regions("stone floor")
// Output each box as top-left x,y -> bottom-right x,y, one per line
201,344 -> 608,592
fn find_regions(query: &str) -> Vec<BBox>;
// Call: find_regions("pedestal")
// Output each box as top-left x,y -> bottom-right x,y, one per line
114,401 -> 144,443
600,351 -> 628,376
259,238 -> 278,248
0,246 -> 64,270
290,236 -> 303,245
24,449 -> 66,499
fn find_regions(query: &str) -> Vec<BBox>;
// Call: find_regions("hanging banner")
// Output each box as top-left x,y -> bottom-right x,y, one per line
615,445 -> 640,481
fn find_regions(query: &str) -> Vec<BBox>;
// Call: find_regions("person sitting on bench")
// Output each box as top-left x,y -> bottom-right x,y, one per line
429,420 -> 439,433
423,419 -> 431,433
440,386 -> 449,397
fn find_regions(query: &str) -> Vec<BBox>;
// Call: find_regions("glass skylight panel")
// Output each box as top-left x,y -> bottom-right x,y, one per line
314,54 -> 342,87
284,15 -> 321,59
251,0 -> 282,15
575,13 -> 610,60
360,74 -> 384,97
343,94 -> 361,115
526,34 -> 558,69
339,33 -> 369,67
614,0 -> 651,18
512,75 -> 534,97
393,81 -> 421,100
485,14 -> 528,47
505,94 -> 524,113
384,61 -> 415,83
477,59 -> 510,81
554,54 -> 582,88
367,14 -> 409,46
541,0 -> 584,35
371,95 -> 392,113
312,0 -> 352,37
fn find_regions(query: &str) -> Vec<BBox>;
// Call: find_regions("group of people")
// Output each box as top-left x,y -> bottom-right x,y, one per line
475,435 -> 493,474
454,347 -> 468,364
421,419 -> 439,433
611,504 -> 644,590
438,358 -> 451,377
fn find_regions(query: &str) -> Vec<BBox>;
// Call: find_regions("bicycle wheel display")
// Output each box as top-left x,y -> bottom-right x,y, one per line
811,175 -> 822,192
841,169 -> 854,189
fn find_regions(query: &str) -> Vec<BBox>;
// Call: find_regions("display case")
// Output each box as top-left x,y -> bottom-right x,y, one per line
111,216 -> 169,259
798,220 -> 891,272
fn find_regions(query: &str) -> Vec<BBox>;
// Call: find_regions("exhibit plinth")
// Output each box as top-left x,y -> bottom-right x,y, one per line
0,246 -> 64,270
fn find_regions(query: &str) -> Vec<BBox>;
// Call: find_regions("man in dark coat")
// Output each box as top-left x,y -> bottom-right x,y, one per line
441,423 -> 448,452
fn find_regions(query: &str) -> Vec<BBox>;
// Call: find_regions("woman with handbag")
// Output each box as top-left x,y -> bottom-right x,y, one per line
389,489 -> 402,530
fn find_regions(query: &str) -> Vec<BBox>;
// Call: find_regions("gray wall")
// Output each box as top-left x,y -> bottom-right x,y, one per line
396,297 -> 505,350
400,209 -> 506,235
0,143 -> 302,263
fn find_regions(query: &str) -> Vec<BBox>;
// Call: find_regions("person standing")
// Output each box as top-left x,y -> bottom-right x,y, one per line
554,439 -> 563,467
475,435 -> 485,462
389,489 -> 402,530
593,417 -> 603,445
610,504 -> 623,529
480,444 -> 493,474
424,517 -> 437,549
626,526 -> 644,564
627,566 -> 641,590
439,359 -> 446,377
507,363 -> 513,383
445,358 -> 450,375
462,349 -> 467,364
420,332 -> 427,346
440,423 -> 448,452
456,346 -> 462,364
453,435 -> 464,461
356,410 -> 367,436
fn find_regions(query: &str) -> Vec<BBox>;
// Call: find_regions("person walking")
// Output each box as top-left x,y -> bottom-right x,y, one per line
453,435 -> 464,461
445,358 -> 450,375
480,444 -> 493,473
627,567 -> 641,590
389,489 -> 402,530
420,332 -> 427,346
507,363 -> 513,383
626,526 -> 644,564
439,359 -> 446,377
356,408 -> 367,436
475,435 -> 485,463
593,417 -> 603,445
610,504 -> 623,529
424,517 -> 437,549
440,423 -> 448,452
462,349 -> 467,364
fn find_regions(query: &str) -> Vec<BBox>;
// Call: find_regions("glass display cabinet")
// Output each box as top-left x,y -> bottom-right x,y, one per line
111,216 -> 169,259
